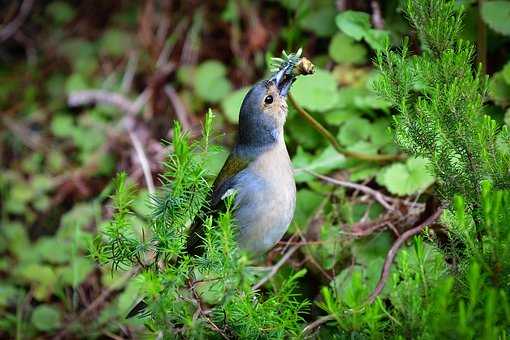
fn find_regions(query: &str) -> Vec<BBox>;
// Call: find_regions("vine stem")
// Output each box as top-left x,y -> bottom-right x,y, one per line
288,93 -> 404,163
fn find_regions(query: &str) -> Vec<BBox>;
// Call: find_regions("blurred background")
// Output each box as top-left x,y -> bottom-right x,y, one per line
1,0 -> 509,338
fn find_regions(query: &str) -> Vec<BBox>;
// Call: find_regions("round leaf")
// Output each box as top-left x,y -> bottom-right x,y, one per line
329,33 -> 367,65
31,305 -> 61,331
338,117 -> 371,145
291,69 -> 338,112
99,29 -> 133,57
194,60 -> 232,103
299,7 -> 337,37
221,87 -> 250,123
481,1 -> 510,36
335,11 -> 371,41
377,157 -> 435,195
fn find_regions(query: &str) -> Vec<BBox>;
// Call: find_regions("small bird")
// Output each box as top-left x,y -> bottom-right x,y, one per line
187,65 -> 297,254
127,63 -> 301,318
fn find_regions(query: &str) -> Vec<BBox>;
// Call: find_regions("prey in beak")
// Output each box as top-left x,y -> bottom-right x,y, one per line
271,64 -> 296,97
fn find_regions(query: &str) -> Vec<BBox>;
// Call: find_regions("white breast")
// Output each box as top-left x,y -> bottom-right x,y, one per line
233,141 -> 296,253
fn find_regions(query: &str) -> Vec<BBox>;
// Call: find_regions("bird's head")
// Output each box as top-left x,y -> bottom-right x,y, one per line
238,66 -> 296,147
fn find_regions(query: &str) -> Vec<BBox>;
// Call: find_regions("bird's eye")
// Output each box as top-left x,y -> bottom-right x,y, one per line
264,95 -> 273,104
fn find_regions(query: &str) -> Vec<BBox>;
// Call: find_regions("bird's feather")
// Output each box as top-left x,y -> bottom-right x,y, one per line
185,152 -> 249,255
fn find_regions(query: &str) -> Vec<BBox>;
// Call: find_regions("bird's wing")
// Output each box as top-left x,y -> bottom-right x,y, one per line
186,152 -> 249,255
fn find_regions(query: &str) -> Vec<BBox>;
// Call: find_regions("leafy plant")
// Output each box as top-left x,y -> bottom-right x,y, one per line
92,112 -> 308,338
375,0 -> 510,210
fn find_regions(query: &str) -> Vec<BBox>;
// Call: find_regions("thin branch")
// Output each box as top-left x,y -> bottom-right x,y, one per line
252,243 -> 301,290
302,169 -> 395,211
368,207 -> 443,303
288,93 -> 404,163
121,52 -> 139,93
68,90 -> 155,194
164,85 -> 192,131
127,127 -> 155,195
371,0 -> 385,29
55,267 -> 139,339
68,90 -> 142,115
0,0 -> 34,42
302,314 -> 336,335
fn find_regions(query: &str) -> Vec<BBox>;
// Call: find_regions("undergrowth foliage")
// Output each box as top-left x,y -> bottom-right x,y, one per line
375,0 -> 510,210
92,111 -> 308,338
348,0 -> 510,338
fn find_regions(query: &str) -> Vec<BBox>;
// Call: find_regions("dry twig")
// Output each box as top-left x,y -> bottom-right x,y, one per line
368,207 -> 443,303
302,169 -> 395,211
252,243 -> 302,290
164,85 -> 192,132
0,0 -> 34,42
68,90 -> 155,194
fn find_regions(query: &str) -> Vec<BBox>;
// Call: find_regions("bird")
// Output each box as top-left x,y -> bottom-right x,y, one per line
187,65 -> 297,255
127,65 -> 298,318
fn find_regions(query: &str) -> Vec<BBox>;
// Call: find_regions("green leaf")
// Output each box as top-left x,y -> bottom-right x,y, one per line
335,11 -> 372,41
35,238 -> 70,264
60,257 -> 95,287
324,108 -> 359,125
352,232 -> 393,265
481,1 -> 510,36
0,284 -> 22,307
46,1 -> 75,25
370,119 -> 393,147
502,62 -> 510,85
99,29 -> 133,57
293,189 -> 324,227
293,146 -> 346,182
194,60 -> 232,103
287,117 -> 324,149
291,69 -> 338,112
16,264 -> 57,300
65,73 -> 88,93
488,72 -> 510,107
299,7 -> 337,37
3,223 -> 30,260
51,115 -> 75,138
329,33 -> 367,65
338,117 -> 371,145
31,305 -> 61,331
221,87 -> 250,123
335,10 -> 389,51
364,29 -> 390,51
377,157 -> 435,195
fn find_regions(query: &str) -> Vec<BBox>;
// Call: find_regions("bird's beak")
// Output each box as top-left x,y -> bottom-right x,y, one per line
271,65 -> 295,97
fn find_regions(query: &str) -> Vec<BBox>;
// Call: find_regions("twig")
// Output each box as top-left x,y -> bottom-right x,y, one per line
477,0 -> 487,74
2,116 -> 49,151
302,169 -> 395,211
0,0 -> 34,42
55,267 -> 139,339
127,127 -> 155,195
302,314 -> 336,335
288,93 -> 404,163
156,19 -> 188,68
68,90 -> 155,194
68,90 -> 142,115
367,207 -> 443,303
371,0 -> 385,29
252,243 -> 301,290
121,52 -> 139,93
164,85 -> 192,131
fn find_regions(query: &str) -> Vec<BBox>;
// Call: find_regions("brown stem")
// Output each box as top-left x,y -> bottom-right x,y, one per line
288,94 -> 404,163
477,0 -> 487,74
368,207 -> 443,303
